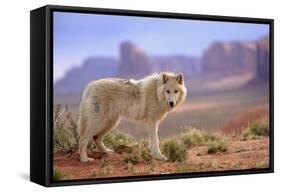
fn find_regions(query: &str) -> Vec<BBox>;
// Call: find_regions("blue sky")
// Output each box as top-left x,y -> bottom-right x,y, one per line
53,11 -> 269,82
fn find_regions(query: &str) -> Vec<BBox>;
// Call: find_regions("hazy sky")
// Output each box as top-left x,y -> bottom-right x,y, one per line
53,11 -> 269,82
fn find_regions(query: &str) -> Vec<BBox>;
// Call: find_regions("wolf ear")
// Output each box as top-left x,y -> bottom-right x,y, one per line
162,73 -> 169,84
176,73 -> 183,84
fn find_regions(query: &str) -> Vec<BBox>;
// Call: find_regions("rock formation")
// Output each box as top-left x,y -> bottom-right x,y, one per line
200,35 -> 270,81
54,57 -> 118,95
118,42 -> 151,78
256,35 -> 270,81
201,41 -> 257,75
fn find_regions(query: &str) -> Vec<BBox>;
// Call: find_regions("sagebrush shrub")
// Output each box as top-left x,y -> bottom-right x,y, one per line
140,148 -> 153,164
103,132 -> 136,149
203,132 -> 222,143
123,152 -> 139,165
180,127 -> 205,148
243,119 -> 269,139
162,138 -> 186,162
53,105 -> 79,152
179,127 -> 224,148
207,139 -> 228,154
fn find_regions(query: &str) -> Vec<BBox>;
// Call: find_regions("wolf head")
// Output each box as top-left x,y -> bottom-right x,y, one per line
157,72 -> 187,111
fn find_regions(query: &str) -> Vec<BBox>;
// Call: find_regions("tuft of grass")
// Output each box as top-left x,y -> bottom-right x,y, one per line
162,127 -> 227,162
178,128 -> 228,154
175,162 -> 194,173
179,127 -> 226,149
114,145 -> 134,154
53,105 -> 79,153
179,127 -> 205,148
100,159 -> 113,175
123,153 -> 139,165
203,132 -> 223,143
140,148 -> 154,164
53,167 -> 67,181
103,132 -> 137,149
162,138 -> 186,162
205,160 -> 219,169
145,164 -> 156,174
125,162 -> 135,173
102,165 -> 113,175
243,119 -> 269,139
207,139 -> 228,154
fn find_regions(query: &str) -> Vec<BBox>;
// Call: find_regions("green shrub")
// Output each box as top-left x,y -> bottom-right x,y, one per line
53,167 -> 67,181
162,138 -> 186,162
243,119 -> 269,139
179,127 -> 225,149
123,153 -> 139,164
53,123 -> 71,152
145,163 -> 156,174
114,145 -> 134,154
103,132 -> 137,149
125,162 -> 135,173
207,139 -> 228,154
203,132 -> 222,142
102,164 -> 113,175
98,159 -> 113,175
140,148 -> 153,164
53,105 -> 79,153
180,127 -> 205,148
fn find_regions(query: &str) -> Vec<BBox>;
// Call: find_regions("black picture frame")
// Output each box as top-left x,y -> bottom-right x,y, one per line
30,4 -> 274,187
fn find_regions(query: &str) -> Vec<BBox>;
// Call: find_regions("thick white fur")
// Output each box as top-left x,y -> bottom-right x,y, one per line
78,72 -> 187,162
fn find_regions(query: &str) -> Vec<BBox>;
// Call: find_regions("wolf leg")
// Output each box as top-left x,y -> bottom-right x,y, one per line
94,135 -> 113,154
146,122 -> 168,161
78,116 -> 94,162
79,135 -> 93,162
93,118 -> 118,154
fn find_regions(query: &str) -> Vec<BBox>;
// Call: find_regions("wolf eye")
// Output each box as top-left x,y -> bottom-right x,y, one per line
166,90 -> 170,94
174,90 -> 178,93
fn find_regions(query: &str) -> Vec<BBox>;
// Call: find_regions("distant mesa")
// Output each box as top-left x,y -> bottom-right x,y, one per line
118,41 -> 151,78
256,35 -> 270,81
151,55 -> 200,78
54,57 -> 118,95
54,35 -> 270,96
201,41 -> 257,75
118,41 -> 200,78
201,35 -> 269,82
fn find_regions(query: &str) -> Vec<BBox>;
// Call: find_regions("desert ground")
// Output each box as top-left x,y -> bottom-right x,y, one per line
53,83 -> 270,181
53,138 -> 269,180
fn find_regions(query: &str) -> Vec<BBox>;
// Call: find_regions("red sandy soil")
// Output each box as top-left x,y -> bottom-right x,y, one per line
53,138 -> 269,180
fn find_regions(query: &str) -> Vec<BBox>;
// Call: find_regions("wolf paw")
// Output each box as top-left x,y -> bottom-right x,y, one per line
102,148 -> 114,154
80,157 -> 94,163
153,153 -> 168,161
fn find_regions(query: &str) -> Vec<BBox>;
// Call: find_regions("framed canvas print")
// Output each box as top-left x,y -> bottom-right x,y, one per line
30,5 -> 274,187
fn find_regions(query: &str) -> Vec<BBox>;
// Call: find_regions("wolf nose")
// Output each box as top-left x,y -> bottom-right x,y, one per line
169,101 -> 174,107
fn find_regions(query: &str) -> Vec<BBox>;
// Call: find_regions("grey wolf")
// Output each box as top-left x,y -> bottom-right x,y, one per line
78,72 -> 187,162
